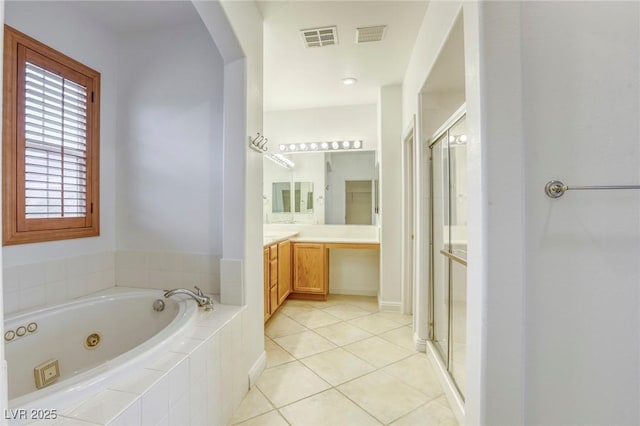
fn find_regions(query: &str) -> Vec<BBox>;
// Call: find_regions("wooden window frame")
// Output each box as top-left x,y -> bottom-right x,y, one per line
3,25 -> 100,245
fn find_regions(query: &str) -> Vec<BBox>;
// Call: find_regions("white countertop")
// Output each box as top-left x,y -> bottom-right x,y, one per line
290,236 -> 379,244
263,224 -> 381,247
263,232 -> 299,247
263,233 -> 379,246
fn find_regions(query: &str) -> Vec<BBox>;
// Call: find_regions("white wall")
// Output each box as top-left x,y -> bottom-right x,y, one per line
402,1 -> 483,423
379,85 -> 403,311
0,0 -> 6,417
405,1 -> 640,425
264,104 -> 378,151
519,2 -> 639,424
114,19 -> 224,295
3,1 -> 118,266
116,23 -> 223,256
206,0 -> 265,391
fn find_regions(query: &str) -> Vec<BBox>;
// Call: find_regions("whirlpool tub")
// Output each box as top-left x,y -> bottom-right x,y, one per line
4,288 -> 198,413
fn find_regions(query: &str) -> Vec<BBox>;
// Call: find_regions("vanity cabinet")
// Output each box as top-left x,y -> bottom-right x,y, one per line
264,240 -> 293,322
264,247 -> 270,322
278,240 -> 291,304
291,242 -> 328,300
269,244 -> 278,314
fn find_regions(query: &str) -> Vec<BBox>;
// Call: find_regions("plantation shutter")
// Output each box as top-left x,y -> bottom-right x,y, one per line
23,61 -> 88,219
3,25 -> 100,245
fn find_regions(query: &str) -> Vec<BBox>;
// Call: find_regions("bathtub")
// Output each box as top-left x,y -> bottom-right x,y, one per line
4,287 -> 198,414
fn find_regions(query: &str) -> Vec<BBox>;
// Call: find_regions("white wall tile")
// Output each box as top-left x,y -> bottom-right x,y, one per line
189,345 -> 208,386
183,253 -> 208,274
20,263 -> 46,288
44,260 -> 66,283
168,393 -> 189,426
141,376 -> 169,426
67,276 -> 87,299
168,358 -> 190,406
189,377 -> 208,425
149,352 -> 187,373
4,266 -> 22,293
220,324 -> 233,422
45,280 -> 68,306
65,389 -> 138,425
220,258 -> 244,305
148,270 -> 178,290
66,255 -> 89,278
206,333 -> 223,425
23,284 -> 46,309
4,289 -> 21,314
116,268 -> 148,288
109,399 -> 141,426
148,252 -> 181,272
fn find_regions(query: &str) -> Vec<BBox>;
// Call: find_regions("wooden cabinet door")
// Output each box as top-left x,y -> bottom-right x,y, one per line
278,240 -> 291,304
292,243 -> 327,296
264,247 -> 270,322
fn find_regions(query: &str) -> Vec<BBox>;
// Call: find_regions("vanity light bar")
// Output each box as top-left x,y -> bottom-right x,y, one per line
265,153 -> 295,169
278,140 -> 363,153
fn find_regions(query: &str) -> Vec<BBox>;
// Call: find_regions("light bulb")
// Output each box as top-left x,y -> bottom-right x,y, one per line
342,141 -> 350,148
289,144 -> 297,151
321,142 -> 329,149
459,135 -> 468,142
310,143 -> 318,150
300,143 -> 307,150
332,141 -> 340,149
279,144 -> 286,151
353,140 -> 362,149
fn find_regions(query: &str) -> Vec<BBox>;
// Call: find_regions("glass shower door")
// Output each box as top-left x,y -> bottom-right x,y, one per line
431,132 -> 450,362
429,112 -> 467,398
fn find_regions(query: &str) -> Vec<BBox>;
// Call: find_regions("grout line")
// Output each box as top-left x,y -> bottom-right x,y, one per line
253,296 -> 458,426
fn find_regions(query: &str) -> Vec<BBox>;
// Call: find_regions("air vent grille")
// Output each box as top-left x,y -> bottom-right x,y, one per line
300,26 -> 338,48
356,25 -> 387,43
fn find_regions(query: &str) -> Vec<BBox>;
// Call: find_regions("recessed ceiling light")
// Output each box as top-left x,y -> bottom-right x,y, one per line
342,77 -> 357,86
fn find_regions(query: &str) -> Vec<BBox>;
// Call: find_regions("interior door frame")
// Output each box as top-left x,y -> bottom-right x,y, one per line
402,117 -> 416,315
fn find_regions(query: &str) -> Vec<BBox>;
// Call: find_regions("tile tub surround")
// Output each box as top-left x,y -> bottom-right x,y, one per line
231,295 -> 458,426
27,302 -> 248,426
115,250 -> 221,295
3,252 -> 116,315
2,250 -> 222,315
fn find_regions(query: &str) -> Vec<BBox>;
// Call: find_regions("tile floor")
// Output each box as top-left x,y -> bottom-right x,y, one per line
229,295 -> 458,426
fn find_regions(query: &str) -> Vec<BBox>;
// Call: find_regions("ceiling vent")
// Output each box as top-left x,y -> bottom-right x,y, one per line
300,26 -> 338,48
356,25 -> 387,43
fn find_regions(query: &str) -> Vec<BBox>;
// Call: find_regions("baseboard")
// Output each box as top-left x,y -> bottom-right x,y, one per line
330,289 -> 378,297
378,300 -> 402,312
248,350 -> 267,388
413,332 -> 427,352
426,341 -> 465,424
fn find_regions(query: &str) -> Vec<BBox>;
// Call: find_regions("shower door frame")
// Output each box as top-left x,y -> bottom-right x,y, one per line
427,104 -> 467,399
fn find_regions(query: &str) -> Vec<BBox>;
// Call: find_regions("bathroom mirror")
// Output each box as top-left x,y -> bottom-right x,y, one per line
272,182 -> 291,213
263,150 -> 377,225
294,182 -> 314,214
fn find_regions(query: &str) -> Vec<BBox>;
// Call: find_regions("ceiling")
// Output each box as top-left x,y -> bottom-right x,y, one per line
71,1 -> 429,112
73,1 -> 203,34
259,0 -> 429,111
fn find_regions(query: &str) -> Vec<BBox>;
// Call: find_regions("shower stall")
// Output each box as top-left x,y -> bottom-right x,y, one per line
429,107 -> 467,398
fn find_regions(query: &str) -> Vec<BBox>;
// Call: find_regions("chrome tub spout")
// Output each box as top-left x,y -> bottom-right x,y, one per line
163,286 -> 214,311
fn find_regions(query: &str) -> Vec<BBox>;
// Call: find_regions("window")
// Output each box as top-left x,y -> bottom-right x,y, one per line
3,25 -> 100,245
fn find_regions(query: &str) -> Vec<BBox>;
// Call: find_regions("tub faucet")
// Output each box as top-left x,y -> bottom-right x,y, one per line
163,286 -> 214,311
